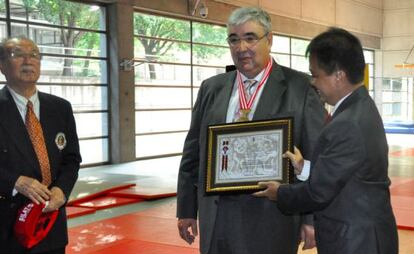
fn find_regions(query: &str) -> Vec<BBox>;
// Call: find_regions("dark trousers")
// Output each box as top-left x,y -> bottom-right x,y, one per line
208,195 -> 301,254
0,247 -> 65,254
33,248 -> 65,254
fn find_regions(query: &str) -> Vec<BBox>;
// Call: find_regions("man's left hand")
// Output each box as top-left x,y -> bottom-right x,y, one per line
252,181 -> 281,201
42,187 -> 66,213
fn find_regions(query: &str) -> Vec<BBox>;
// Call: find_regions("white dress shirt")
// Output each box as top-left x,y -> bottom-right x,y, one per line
225,69 -> 266,123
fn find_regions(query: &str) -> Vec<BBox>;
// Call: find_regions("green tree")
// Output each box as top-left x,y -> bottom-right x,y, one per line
22,0 -> 100,76
134,13 -> 227,79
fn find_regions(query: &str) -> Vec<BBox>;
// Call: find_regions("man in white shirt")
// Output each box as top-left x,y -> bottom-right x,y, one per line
176,7 -> 325,254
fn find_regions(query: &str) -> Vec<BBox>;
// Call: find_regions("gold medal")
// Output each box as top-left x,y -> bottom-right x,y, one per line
235,58 -> 273,123
237,109 -> 250,122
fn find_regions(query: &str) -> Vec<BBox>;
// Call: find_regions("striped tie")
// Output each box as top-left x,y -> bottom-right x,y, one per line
244,79 -> 257,101
26,101 -> 51,186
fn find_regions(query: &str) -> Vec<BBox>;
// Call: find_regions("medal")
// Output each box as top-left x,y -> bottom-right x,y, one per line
236,58 -> 273,122
236,109 -> 251,122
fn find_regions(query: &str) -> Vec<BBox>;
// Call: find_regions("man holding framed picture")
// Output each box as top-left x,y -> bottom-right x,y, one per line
176,6 -> 325,254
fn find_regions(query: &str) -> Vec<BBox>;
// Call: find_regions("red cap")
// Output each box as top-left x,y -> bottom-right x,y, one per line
14,202 -> 58,249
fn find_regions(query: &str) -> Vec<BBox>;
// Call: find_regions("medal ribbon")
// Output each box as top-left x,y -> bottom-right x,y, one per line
237,58 -> 273,110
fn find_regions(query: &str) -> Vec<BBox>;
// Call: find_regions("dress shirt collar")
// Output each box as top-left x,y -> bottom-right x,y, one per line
238,68 -> 265,84
7,86 -> 40,120
331,91 -> 353,116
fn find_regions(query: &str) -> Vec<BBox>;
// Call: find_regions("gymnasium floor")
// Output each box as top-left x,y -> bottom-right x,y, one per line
66,133 -> 414,253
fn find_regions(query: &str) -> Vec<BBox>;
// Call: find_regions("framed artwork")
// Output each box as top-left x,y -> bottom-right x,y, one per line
206,118 -> 294,193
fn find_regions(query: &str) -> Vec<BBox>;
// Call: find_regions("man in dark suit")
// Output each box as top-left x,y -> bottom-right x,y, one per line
254,28 -> 399,254
176,7 -> 325,254
0,36 -> 81,253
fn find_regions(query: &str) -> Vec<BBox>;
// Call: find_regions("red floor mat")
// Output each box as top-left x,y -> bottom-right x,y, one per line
85,240 -> 198,254
389,177 -> 414,230
391,195 -> 414,230
71,195 -> 144,210
389,148 -> 414,157
67,206 -> 96,219
66,175 -> 414,253
391,179 -> 414,196
68,184 -> 136,206
390,176 -> 414,187
109,185 -> 176,200
67,202 -> 198,254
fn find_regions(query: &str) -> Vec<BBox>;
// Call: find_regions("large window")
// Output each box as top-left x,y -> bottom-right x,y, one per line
381,77 -> 412,121
133,13 -> 379,161
133,12 -> 230,159
271,35 -> 310,74
0,0 -> 109,166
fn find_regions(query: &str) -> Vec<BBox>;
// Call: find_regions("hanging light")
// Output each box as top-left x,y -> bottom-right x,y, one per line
395,44 -> 414,68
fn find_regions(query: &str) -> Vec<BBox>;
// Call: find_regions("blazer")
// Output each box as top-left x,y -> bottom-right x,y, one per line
177,62 -> 325,254
277,86 -> 398,254
0,87 -> 81,253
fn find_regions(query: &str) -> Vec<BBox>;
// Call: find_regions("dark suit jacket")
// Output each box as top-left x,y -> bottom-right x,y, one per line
0,87 -> 81,253
177,62 -> 325,254
277,86 -> 398,254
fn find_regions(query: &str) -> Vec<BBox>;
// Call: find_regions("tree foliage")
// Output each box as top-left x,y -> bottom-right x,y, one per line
15,1 -> 228,79
22,0 -> 100,76
134,13 -> 227,79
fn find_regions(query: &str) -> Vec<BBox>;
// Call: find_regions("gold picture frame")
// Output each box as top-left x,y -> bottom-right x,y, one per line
206,118 -> 294,193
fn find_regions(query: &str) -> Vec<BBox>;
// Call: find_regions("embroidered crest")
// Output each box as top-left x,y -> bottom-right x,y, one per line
55,132 -> 66,151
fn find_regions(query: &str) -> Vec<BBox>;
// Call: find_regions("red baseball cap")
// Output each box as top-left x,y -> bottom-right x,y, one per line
14,202 -> 58,249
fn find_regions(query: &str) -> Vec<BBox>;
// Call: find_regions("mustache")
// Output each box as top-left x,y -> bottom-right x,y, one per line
237,53 -> 253,59
20,65 -> 36,72
236,49 -> 254,57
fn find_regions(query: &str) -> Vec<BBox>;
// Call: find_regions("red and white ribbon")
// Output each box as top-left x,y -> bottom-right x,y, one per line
237,58 -> 273,111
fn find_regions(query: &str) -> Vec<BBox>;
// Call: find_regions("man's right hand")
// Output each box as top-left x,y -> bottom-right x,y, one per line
14,176 -> 51,204
177,218 -> 198,244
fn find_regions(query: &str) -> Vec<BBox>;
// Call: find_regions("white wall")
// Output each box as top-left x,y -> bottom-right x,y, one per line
381,0 -> 414,78
214,0 -> 383,37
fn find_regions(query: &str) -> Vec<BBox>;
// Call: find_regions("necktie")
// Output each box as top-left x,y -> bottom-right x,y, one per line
325,112 -> 332,125
244,79 -> 257,101
25,101 -> 51,186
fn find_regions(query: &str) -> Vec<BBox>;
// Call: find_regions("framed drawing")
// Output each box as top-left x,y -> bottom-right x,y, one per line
206,118 -> 293,193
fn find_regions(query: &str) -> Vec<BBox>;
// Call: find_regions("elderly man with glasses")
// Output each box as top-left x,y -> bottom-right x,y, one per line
0,36 -> 81,254
177,6 -> 325,254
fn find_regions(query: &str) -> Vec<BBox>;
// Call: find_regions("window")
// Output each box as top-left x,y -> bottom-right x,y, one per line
364,50 -> 374,93
381,78 -> 410,120
133,13 -> 379,161
0,0 -> 109,165
133,12 -> 231,159
271,35 -> 310,74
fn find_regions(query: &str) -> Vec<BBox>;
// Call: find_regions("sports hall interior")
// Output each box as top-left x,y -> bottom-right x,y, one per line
1,0 -> 414,253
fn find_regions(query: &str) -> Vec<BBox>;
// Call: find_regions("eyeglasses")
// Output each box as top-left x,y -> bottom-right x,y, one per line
227,33 -> 269,48
6,51 -> 42,61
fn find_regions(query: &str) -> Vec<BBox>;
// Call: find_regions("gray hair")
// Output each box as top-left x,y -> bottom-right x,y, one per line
227,7 -> 272,34
0,36 -> 36,59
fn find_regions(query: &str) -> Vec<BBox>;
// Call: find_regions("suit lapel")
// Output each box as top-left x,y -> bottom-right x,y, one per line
208,72 -> 236,124
0,87 -> 39,170
333,86 -> 367,118
253,63 -> 286,120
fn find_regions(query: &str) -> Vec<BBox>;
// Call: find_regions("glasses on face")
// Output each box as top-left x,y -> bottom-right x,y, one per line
227,33 -> 268,48
7,50 -> 42,61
